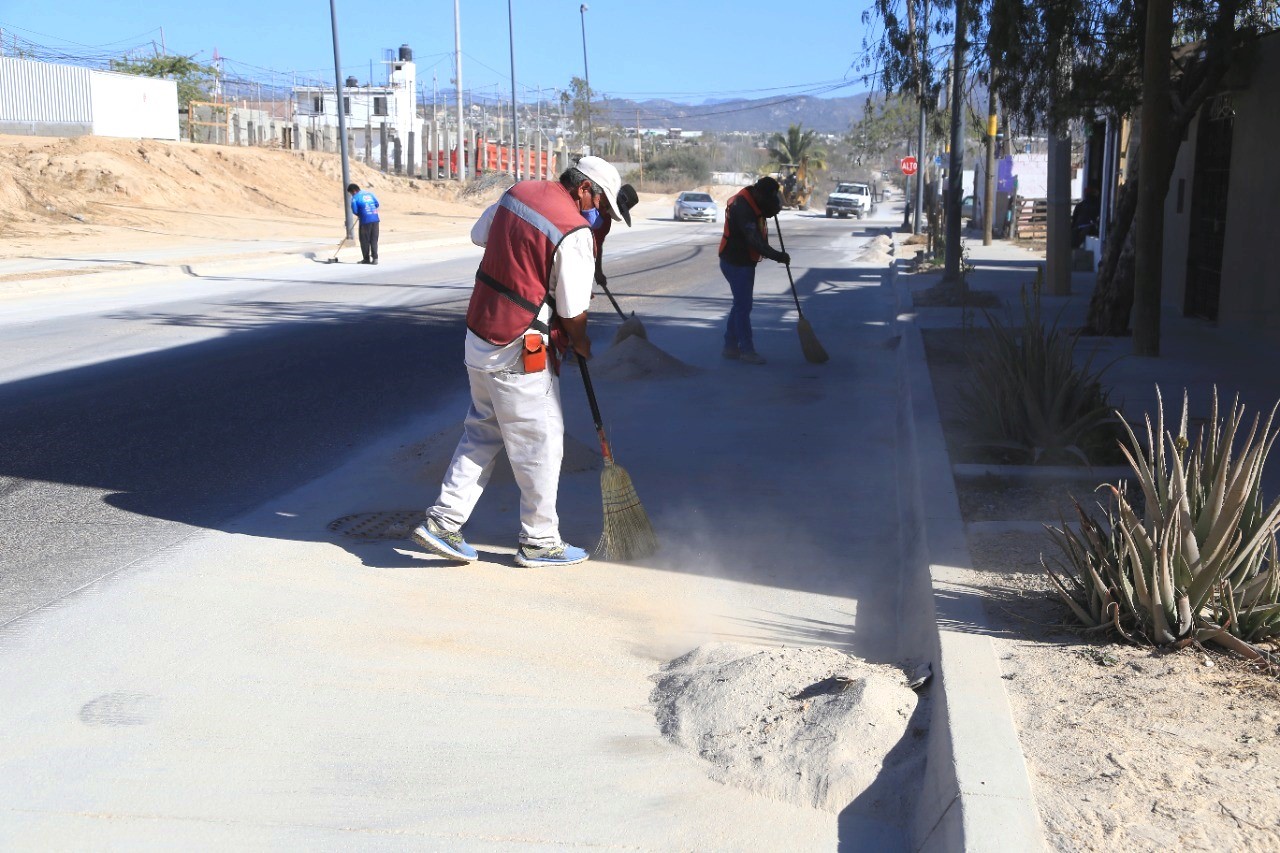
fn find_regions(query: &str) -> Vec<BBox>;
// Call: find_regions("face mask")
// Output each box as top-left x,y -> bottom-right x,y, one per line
582,207 -> 602,228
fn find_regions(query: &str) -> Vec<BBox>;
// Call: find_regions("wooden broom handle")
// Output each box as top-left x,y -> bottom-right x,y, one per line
772,216 -> 804,318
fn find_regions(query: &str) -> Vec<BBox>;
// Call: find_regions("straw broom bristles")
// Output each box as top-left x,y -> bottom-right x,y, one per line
771,216 -> 830,365
797,315 -> 829,364
612,312 -> 648,345
596,458 -> 658,560
573,350 -> 658,561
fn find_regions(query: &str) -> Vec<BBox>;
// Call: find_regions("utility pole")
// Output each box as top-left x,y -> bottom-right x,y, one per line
905,0 -> 929,235
454,0 -> 466,181
983,62 -> 997,246
637,108 -> 644,186
507,0 -> 520,180
328,0 -> 354,239
579,4 -> 591,155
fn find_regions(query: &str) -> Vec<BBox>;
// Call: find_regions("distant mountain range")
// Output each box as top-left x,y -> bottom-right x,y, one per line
589,92 -> 872,135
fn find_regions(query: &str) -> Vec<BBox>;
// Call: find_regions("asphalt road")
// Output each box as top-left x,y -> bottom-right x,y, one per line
0,209 -> 879,627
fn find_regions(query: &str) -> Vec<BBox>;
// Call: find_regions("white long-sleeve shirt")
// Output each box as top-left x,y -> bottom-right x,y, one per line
463,200 -> 596,372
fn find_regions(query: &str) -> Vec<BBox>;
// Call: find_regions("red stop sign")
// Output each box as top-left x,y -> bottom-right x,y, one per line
900,156 -> 919,176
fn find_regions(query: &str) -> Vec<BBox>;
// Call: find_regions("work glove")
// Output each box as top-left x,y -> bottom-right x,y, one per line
595,270 -> 608,288
775,251 -> 792,266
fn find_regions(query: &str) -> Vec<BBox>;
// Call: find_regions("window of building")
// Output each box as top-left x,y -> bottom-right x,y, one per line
344,97 -> 351,116
374,96 -> 388,117
312,94 -> 324,114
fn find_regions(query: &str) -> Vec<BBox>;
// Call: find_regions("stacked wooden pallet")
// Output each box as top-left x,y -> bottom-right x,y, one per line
1013,198 -> 1048,240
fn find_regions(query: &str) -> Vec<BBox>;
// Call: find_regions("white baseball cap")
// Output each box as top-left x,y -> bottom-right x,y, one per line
575,155 -> 630,227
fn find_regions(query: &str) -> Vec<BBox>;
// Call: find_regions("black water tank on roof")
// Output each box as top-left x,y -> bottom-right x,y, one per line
399,44 -> 413,62
345,76 -> 358,88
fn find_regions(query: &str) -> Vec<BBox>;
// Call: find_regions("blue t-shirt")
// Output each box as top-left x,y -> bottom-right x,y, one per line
351,191 -> 380,223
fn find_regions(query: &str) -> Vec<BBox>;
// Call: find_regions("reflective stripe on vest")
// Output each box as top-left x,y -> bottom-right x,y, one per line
719,187 -> 766,264
467,181 -> 590,346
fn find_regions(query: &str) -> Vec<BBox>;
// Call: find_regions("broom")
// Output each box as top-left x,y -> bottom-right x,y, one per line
324,235 -> 350,264
596,268 -> 648,344
772,216 -> 830,364
575,352 -> 659,560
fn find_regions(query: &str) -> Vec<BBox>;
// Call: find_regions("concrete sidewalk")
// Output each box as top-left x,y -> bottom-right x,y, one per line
0,216 -> 920,849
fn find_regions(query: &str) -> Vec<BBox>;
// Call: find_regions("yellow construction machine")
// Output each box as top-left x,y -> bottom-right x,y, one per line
776,162 -> 812,210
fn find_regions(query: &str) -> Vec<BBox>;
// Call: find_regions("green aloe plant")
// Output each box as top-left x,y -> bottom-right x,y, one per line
1044,387 -> 1280,655
960,282 -> 1122,465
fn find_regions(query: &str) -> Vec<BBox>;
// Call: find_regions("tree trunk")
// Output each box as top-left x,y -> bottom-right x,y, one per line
983,63 -> 997,247
1087,176 -> 1140,334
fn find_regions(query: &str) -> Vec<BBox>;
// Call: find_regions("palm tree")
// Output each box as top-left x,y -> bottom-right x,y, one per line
766,123 -> 827,171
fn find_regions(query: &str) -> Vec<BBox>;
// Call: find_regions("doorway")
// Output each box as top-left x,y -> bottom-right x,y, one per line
1183,94 -> 1235,321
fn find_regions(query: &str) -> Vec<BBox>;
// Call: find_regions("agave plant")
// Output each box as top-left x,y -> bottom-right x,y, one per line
960,282 -> 1121,464
1044,387 -> 1280,655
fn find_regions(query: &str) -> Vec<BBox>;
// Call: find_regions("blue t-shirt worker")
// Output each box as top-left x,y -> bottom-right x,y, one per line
347,183 -> 381,264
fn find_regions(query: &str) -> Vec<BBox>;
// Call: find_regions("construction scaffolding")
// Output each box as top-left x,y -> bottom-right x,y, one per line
187,101 -> 229,145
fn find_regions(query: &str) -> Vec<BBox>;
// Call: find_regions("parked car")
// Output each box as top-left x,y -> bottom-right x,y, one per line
673,191 -> 718,222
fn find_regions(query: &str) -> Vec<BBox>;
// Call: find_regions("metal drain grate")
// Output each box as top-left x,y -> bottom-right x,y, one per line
328,510 -> 422,541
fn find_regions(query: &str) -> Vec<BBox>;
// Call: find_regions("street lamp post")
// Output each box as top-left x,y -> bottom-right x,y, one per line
328,0 -> 354,239
579,4 -> 590,155
508,0 -> 520,180
454,0 -> 466,182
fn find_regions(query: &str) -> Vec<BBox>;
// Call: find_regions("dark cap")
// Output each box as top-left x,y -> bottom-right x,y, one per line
617,183 -> 639,226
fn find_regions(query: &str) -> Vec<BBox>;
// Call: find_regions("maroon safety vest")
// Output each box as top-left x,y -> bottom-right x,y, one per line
467,181 -> 591,346
719,187 -> 766,264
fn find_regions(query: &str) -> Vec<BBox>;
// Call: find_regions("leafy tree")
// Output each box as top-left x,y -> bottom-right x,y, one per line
849,96 -> 918,169
110,55 -> 214,110
765,123 -> 828,170
865,0 -> 977,282
986,0 -> 1278,343
566,76 -> 595,144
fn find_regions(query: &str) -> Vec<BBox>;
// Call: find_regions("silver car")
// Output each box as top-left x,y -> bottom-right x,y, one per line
673,191 -> 718,222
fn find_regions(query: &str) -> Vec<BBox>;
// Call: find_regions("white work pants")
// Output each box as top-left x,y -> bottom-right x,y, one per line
430,364 -> 564,548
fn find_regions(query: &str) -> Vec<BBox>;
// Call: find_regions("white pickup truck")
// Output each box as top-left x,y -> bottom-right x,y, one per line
825,182 -> 874,219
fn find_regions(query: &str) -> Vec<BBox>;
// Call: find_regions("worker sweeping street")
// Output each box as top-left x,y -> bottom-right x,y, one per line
590,183 -> 647,342
719,176 -> 790,365
410,156 -> 631,568
347,183 -> 380,264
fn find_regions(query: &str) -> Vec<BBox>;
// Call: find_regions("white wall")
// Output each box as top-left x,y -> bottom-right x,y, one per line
1009,153 -> 1083,200
0,55 -> 92,135
0,56 -> 177,140
89,69 -> 179,140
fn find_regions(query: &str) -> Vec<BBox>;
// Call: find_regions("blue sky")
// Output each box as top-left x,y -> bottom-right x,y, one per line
0,1 -> 879,105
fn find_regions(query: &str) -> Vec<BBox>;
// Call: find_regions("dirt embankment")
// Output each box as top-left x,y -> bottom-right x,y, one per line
0,134 -> 497,259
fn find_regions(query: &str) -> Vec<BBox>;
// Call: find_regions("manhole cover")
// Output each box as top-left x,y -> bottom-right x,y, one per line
328,510 -> 422,540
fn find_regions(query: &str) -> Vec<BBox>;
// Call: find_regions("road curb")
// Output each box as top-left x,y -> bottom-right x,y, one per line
0,233 -> 480,301
892,260 -> 1047,852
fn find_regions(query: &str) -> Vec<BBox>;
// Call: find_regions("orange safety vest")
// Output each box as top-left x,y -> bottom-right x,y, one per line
467,181 -> 591,346
719,187 -> 767,264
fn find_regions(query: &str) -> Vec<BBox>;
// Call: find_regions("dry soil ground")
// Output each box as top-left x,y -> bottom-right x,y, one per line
924,326 -> 1280,852
0,134 -> 710,274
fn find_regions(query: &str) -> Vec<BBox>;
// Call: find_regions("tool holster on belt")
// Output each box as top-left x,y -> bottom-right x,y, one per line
522,332 -> 547,373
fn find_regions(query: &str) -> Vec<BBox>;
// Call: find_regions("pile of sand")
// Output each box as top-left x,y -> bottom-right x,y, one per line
855,234 -> 895,264
650,643 -> 921,812
587,334 -> 700,382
